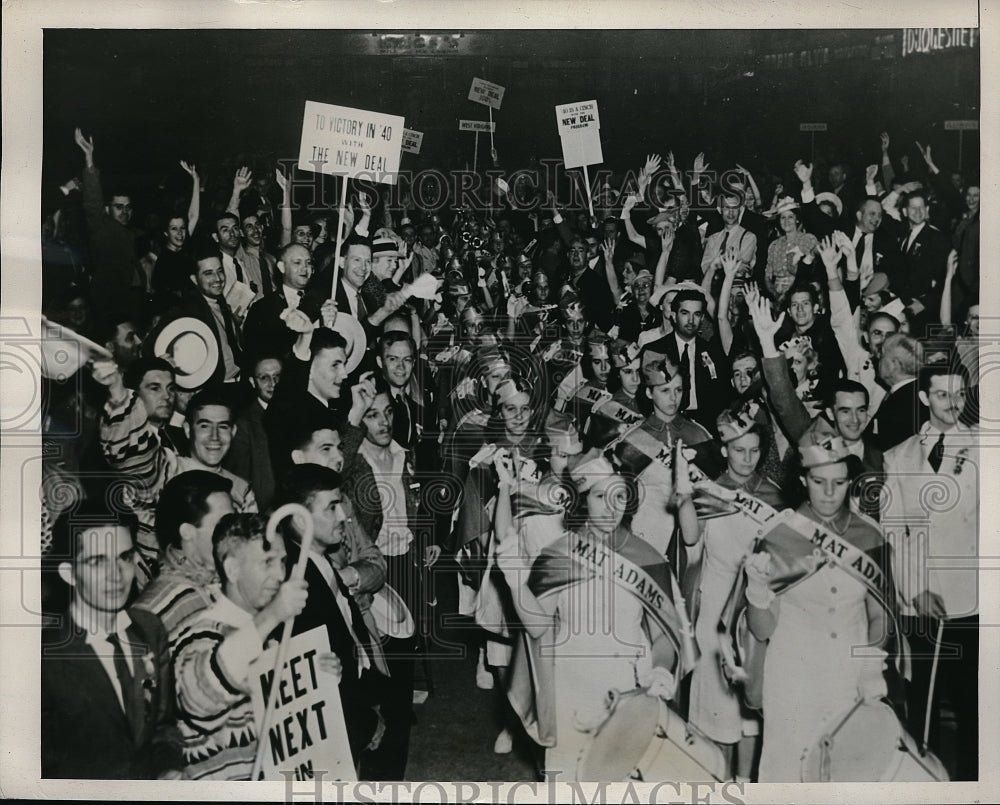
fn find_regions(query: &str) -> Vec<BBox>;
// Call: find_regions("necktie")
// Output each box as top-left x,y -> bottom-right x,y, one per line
218,297 -> 240,352
393,393 -> 412,447
232,255 -> 245,283
928,432 -> 945,473
260,253 -> 274,295
106,633 -> 133,715
331,562 -> 382,674
720,230 -> 730,259
681,343 -> 692,406
855,233 -> 867,266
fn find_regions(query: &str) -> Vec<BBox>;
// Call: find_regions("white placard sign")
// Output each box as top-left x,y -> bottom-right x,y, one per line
560,127 -> 604,170
555,99 -> 601,135
298,100 -> 405,185
944,119 -> 979,130
459,120 -> 496,133
401,128 -> 424,154
798,122 -> 828,132
468,77 -> 505,110
249,626 -> 356,781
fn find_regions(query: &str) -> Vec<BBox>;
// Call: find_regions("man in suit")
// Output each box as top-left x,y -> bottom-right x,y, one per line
242,243 -> 318,363
264,326 -> 351,466
223,354 -> 281,509
892,191 -> 951,333
883,360 -> 978,780
272,465 -> 387,769
150,242 -> 243,386
42,502 -> 184,779
375,331 -> 432,462
307,235 -> 408,346
643,288 -> 729,433
870,332 -> 927,451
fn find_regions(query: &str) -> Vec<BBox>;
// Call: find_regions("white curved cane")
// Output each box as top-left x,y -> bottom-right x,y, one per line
249,503 -> 314,780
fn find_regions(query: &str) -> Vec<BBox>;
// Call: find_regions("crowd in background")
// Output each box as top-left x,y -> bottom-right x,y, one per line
39,119 -> 980,783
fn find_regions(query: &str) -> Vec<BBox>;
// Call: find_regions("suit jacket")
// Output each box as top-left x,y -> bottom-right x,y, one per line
284,541 -> 382,759
241,290 -> 294,365
883,424 -> 979,618
222,398 -> 275,510
891,224 -> 951,313
41,608 -> 183,779
870,378 -> 928,452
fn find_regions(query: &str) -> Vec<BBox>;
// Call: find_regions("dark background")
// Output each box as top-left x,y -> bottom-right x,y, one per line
43,28 -> 980,212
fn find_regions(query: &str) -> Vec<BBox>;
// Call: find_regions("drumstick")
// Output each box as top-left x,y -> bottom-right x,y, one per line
249,503 -> 315,780
920,618 -> 945,757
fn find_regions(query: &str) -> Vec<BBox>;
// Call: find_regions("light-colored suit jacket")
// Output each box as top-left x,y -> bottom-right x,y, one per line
882,422 -> 979,618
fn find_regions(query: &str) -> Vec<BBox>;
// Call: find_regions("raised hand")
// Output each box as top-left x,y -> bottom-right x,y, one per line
273,168 -> 289,196
915,141 -> 933,167
320,299 -> 338,329
665,151 -> 677,173
641,154 -> 662,178
180,160 -> 198,181
357,192 -> 373,214
621,193 -> 639,215
721,249 -> 741,277
745,285 -> 784,340
816,235 -> 842,271
233,166 -> 253,194
946,249 -> 959,280
880,131 -> 890,153
865,164 -> 879,184
280,307 -> 314,334
74,127 -> 95,165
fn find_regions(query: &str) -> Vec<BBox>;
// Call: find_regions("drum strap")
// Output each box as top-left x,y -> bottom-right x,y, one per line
530,529 -> 699,677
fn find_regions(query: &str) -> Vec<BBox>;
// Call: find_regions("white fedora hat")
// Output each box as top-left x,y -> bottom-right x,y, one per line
153,317 -> 218,389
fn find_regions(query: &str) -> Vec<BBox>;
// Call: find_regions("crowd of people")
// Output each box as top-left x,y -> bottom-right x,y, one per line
39,119 -> 980,783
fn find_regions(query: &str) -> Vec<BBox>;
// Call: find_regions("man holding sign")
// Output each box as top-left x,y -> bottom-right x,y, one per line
172,513 -> 340,780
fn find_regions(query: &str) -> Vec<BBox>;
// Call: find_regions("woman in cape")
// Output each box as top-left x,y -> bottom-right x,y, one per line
687,407 -> 785,782
745,429 -> 890,782
493,451 -> 680,781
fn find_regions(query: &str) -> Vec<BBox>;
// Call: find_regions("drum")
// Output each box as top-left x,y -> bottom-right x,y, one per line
800,699 -> 949,782
577,689 -> 727,782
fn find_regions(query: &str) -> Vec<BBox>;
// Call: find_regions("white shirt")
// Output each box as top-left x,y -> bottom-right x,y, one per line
308,554 -> 370,675
357,439 -> 414,557
341,281 -> 360,318
674,333 -> 698,409
905,222 -> 926,252
852,228 -> 874,287
76,607 -> 134,712
281,284 -> 303,311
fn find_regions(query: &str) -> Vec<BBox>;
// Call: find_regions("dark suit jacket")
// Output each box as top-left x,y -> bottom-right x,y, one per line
870,378 -> 929,452
223,398 -> 276,510
41,608 -> 183,779
891,224 -> 951,313
284,540 -> 382,760
241,290 -> 294,365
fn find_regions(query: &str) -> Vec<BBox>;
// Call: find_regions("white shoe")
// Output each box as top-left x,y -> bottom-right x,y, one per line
493,728 -> 513,754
